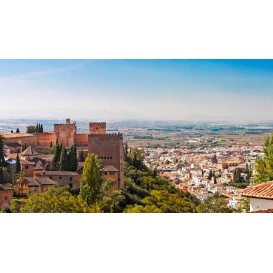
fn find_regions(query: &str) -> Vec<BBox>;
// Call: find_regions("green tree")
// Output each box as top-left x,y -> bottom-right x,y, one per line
19,186 -> 94,213
124,142 -> 129,160
79,153 -> 103,205
255,133 -> 273,184
124,204 -> 162,213
35,123 -> 38,133
26,125 -> 36,133
16,128 -> 20,133
153,167 -> 158,178
0,134 -> 6,166
79,150 -> 84,162
99,179 -> 126,212
196,194 -> 234,213
40,124 -> 43,133
59,146 -> 69,171
15,153 -> 21,174
0,167 -> 4,183
233,169 -> 243,183
51,143 -> 61,171
239,197 -> 250,212
208,170 -> 213,180
68,144 -> 78,172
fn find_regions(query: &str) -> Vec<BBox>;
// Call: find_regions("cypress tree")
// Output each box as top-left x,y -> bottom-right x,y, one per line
79,151 -> 84,162
0,135 -> 6,166
153,167 -> 157,178
52,143 -> 61,171
124,142 -> 128,160
0,167 -> 4,183
68,144 -> 78,171
16,128 -> 20,133
41,124 -> 43,133
35,123 -> 38,133
15,153 -> 21,174
68,150 -> 71,171
73,144 -> 78,171
59,146 -> 69,171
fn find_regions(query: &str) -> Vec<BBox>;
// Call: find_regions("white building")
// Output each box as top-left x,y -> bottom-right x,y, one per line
241,181 -> 273,212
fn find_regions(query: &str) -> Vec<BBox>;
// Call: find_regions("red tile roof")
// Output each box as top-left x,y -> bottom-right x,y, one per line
103,165 -> 118,172
21,146 -> 39,156
241,181 -> 273,199
251,209 -> 273,213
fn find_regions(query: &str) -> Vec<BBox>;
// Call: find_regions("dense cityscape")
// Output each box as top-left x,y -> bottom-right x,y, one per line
1,118 -> 273,212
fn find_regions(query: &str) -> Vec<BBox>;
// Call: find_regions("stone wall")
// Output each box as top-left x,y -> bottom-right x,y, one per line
37,133 -> 55,147
75,134 -> 89,147
3,134 -> 37,147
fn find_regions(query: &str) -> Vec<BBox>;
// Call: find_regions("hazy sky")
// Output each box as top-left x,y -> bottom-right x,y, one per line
1,59 -> 273,122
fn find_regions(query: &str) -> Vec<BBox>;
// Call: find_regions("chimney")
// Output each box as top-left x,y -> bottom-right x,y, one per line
66,118 -> 71,124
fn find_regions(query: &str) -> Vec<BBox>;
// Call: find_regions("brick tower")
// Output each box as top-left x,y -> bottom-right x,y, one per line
88,133 -> 124,189
54,118 -> 77,147
89,122 -> 106,134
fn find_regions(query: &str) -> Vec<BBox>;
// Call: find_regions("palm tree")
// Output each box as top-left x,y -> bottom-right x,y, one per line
15,171 -> 27,195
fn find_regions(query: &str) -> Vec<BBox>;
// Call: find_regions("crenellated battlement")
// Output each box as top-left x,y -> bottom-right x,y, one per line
89,133 -> 122,138
89,122 -> 106,134
37,132 -> 54,135
89,122 -> 106,124
54,124 -> 76,127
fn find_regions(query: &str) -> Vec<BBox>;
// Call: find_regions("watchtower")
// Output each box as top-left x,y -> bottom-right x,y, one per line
54,118 -> 77,147
88,133 -> 124,189
89,122 -> 106,134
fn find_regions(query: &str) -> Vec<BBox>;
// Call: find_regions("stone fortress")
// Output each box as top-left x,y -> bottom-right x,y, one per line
2,119 -> 124,189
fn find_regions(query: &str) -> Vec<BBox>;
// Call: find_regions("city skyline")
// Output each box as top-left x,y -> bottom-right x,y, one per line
1,59 -> 273,121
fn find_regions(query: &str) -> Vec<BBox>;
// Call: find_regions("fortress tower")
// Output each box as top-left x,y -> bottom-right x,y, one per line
89,122 -> 106,134
34,118 -> 124,189
54,118 -> 77,147
88,133 -> 124,189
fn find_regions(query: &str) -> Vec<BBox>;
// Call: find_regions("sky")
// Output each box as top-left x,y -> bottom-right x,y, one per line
1,59 -> 273,122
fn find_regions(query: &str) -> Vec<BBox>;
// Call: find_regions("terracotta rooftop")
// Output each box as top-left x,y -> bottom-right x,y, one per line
251,209 -> 273,213
34,164 -> 45,171
45,171 -> 79,176
103,165 -> 118,172
21,160 -> 36,165
0,184 -> 13,191
4,142 -> 22,148
1,133 -> 34,139
21,146 -> 39,156
241,181 -> 273,200
27,178 -> 56,187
